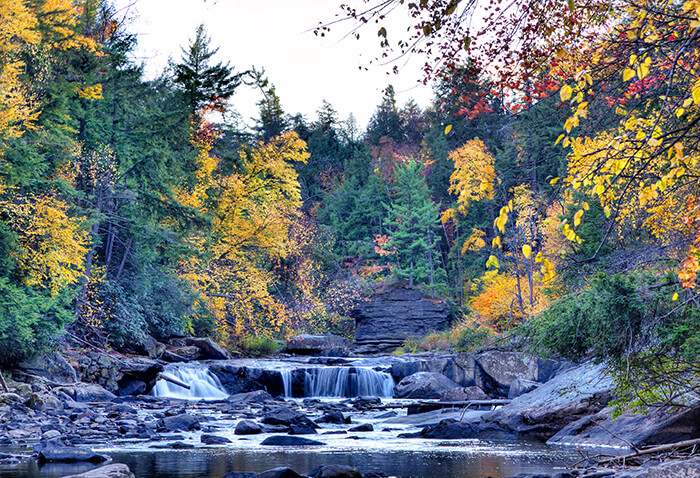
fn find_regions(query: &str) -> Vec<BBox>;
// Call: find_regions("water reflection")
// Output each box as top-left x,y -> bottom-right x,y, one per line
0,446 -> 579,478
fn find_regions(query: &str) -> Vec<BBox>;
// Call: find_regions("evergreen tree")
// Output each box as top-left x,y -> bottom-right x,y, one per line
385,159 -> 446,289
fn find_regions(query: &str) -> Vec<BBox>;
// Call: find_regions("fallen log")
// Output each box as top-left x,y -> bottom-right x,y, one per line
599,437 -> 700,465
0,369 -> 8,393
157,373 -> 191,390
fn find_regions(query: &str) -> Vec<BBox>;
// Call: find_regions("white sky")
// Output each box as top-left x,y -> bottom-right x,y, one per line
113,0 -> 436,131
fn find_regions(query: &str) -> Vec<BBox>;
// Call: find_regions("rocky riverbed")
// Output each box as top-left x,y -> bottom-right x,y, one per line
1,340 -> 699,477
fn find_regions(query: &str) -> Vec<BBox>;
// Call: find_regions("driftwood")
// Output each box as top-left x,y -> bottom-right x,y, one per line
599,438 -> 700,465
157,373 -> 191,390
0,369 -> 8,393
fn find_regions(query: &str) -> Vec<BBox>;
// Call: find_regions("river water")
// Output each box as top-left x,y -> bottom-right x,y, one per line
0,360 -> 589,477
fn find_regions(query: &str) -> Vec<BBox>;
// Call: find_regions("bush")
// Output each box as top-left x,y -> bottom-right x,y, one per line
238,335 -> 281,356
452,324 -> 494,352
0,278 -> 73,366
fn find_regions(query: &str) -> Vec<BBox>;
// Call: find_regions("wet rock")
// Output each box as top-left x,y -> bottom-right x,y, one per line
63,463 -> 136,478
288,423 -> 318,435
439,386 -> 489,402
482,362 -> 613,441
235,420 -> 263,435
210,364 -> 287,397
309,464 -> 363,478
157,413 -> 200,432
150,441 -> 195,449
117,357 -> 163,395
0,393 -> 24,405
350,397 -> 381,410
390,354 -> 499,395
348,423 -> 373,432
71,384 -> 117,402
35,441 -> 108,464
316,411 -> 349,424
260,435 -> 324,446
261,406 -> 318,430
251,468 -> 306,478
116,380 -> 147,397
394,372 -> 459,399
376,411 -> 397,419
227,390 -> 273,403
185,337 -> 231,360
201,434 -> 232,445
411,418 -> 483,439
163,346 -> 201,362
285,334 -> 351,357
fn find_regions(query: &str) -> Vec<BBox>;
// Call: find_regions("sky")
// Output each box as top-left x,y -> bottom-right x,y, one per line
113,0 -> 436,131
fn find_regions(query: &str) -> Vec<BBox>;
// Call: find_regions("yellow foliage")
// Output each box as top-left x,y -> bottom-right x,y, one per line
447,138 -> 496,212
1,194 -> 88,294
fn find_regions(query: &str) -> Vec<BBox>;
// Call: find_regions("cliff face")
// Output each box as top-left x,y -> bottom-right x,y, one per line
350,287 -> 450,348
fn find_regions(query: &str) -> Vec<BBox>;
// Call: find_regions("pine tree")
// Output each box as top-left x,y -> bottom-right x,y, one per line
385,159 -> 446,289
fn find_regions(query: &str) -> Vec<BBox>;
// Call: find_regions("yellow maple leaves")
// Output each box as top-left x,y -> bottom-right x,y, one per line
445,138 -> 496,215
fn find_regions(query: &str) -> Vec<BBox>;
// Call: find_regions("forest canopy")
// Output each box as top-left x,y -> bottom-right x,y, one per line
0,0 -> 698,412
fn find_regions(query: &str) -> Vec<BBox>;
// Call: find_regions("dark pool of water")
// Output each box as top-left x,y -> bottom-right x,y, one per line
0,442 -> 584,478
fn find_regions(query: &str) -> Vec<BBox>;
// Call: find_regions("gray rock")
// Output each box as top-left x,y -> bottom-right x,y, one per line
261,406 -> 318,430
35,441 -> 108,464
0,393 -> 24,405
185,337 -> 231,360
390,354 -> 500,395
252,468 -> 306,478
481,362 -> 613,441
21,351 -> 78,384
401,418 -> 483,439
163,346 -> 202,362
348,423 -> 373,432
647,457 -> 700,477
260,435 -> 324,446
235,419 -> 262,435
316,411 -> 349,424
508,378 -> 540,399
157,413 -> 200,432
201,434 -> 231,445
72,384 -> 117,402
210,364 -> 288,397
309,464 -> 363,478
227,390 -> 273,403
63,464 -> 135,478
394,372 -> 459,399
476,350 -> 565,395
285,334 -> 351,357
351,287 -> 449,343
548,401 -> 700,448
440,386 -> 489,402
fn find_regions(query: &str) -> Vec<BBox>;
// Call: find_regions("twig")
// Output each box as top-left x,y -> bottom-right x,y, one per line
599,438 -> 700,465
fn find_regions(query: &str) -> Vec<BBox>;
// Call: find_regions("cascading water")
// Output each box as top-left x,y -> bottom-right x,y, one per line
280,369 -> 293,398
303,367 -> 394,398
152,363 -> 229,400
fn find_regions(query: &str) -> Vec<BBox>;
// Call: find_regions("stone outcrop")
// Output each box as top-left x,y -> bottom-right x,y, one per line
548,401 -> 700,448
351,287 -> 449,352
394,372 -> 460,399
478,361 -> 614,441
285,334 -> 351,357
63,464 -> 135,478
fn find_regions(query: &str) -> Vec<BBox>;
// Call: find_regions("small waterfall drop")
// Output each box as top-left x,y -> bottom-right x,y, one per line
153,364 -> 229,400
280,369 -> 293,397
303,367 -> 394,398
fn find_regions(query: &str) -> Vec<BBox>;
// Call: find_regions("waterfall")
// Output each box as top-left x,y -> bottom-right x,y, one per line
303,367 -> 394,398
280,369 -> 293,398
152,364 -> 229,400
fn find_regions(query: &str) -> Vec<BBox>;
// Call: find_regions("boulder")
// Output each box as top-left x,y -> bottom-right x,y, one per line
251,468 -> 306,478
20,351 -> 78,384
201,434 -> 231,445
260,436 -> 324,446
475,350 -> 565,395
480,362 -> 613,441
309,464 -> 363,478
348,423 -> 373,432
126,335 -> 165,359
157,413 -> 201,432
162,346 -> 201,362
647,457 -> 700,478
210,364 -> 288,397
227,390 -> 273,403
63,464 -> 135,478
117,357 -> 163,395
390,354 -> 500,395
235,419 -> 263,435
185,337 -> 231,360
394,372 -> 459,399
316,411 -> 349,424
400,418 -> 482,439
440,386 -> 489,402
548,401 -> 700,448
285,334 -> 351,357
35,441 -> 108,464
66,384 -> 117,402
261,406 -> 318,431
508,378 -> 540,399
351,287 -> 450,344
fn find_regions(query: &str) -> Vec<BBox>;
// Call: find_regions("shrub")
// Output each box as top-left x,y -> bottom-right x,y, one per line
0,278 -> 73,366
451,323 -> 494,352
239,335 -> 281,356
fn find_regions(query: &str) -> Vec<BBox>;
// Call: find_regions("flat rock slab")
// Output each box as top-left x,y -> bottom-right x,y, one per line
260,436 -> 324,446
63,464 -> 135,478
